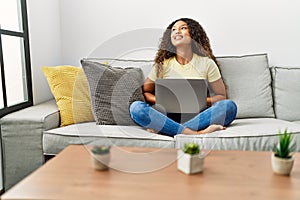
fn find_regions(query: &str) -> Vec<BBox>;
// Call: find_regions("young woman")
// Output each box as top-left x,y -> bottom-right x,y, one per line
130,18 -> 237,136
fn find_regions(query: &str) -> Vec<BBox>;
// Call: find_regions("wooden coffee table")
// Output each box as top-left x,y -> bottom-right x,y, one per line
1,145 -> 300,200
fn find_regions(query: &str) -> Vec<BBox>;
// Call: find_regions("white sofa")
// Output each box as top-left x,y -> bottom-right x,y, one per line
1,53 -> 300,189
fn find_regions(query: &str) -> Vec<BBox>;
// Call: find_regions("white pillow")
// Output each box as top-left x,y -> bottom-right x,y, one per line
217,54 -> 274,118
271,66 -> 300,121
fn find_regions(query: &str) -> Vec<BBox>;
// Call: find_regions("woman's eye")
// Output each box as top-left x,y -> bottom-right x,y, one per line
181,27 -> 187,30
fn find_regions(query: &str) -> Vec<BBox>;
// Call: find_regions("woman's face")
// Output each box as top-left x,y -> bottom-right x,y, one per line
170,20 -> 192,47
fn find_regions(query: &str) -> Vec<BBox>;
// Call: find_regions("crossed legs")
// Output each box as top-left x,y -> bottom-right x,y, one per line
129,100 -> 237,137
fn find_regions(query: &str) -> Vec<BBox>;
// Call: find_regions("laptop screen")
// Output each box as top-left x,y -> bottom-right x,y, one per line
155,79 -> 207,113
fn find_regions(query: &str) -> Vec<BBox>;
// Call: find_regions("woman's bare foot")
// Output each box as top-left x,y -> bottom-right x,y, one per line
198,124 -> 226,134
182,127 -> 198,135
147,128 -> 159,134
182,124 -> 225,135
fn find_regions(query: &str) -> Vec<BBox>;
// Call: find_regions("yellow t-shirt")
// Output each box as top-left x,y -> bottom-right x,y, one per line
148,53 -> 221,83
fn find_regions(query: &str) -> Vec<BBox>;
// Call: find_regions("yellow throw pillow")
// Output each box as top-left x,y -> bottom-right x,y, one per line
42,66 -> 94,126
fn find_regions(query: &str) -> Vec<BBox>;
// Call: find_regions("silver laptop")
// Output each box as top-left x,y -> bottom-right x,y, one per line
155,79 -> 207,113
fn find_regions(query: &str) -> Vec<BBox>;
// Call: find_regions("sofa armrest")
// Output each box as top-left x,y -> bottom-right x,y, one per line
0,99 -> 59,190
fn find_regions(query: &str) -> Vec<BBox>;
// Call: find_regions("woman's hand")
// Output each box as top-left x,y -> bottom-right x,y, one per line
198,124 -> 226,134
143,78 -> 156,105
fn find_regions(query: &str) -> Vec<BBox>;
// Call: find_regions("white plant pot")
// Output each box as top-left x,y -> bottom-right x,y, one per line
177,150 -> 204,174
91,153 -> 110,171
271,153 -> 294,175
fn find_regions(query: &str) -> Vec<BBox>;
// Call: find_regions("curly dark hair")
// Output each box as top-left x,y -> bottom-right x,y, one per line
154,18 -> 218,78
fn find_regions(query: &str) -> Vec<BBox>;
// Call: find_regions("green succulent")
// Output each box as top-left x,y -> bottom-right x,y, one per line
183,143 -> 200,155
273,129 -> 296,159
91,146 -> 111,155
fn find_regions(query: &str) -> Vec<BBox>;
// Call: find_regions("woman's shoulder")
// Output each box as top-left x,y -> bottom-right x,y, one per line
193,54 -> 211,64
193,53 -> 211,61
193,54 -> 216,65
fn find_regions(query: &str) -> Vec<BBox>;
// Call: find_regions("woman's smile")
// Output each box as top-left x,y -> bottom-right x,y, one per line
174,34 -> 184,40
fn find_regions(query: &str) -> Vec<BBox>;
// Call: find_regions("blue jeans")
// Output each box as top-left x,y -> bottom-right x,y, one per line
129,100 -> 237,137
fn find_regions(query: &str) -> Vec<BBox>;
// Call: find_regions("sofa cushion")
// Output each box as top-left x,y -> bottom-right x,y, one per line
43,122 -> 174,155
81,59 -> 145,125
271,66 -> 300,121
42,66 -> 94,126
217,54 -> 274,118
175,118 -> 300,151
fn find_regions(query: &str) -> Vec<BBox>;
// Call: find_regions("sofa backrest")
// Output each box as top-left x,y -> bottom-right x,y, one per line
85,55 -> 300,122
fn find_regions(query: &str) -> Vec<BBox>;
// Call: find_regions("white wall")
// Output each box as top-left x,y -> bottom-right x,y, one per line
60,0 -> 300,67
29,0 -> 300,103
27,0 -> 62,104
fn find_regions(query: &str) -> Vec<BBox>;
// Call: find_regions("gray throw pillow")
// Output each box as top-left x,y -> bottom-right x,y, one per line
81,59 -> 145,125
271,66 -> 300,121
217,54 -> 274,118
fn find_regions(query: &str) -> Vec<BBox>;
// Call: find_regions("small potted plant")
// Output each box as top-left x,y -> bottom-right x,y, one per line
272,129 -> 296,175
177,143 -> 204,174
91,146 -> 111,170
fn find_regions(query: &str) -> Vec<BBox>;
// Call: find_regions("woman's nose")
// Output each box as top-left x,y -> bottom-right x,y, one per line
174,28 -> 181,34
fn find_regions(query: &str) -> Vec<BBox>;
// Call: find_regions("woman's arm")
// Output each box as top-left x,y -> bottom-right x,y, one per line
207,78 -> 227,107
143,78 -> 156,105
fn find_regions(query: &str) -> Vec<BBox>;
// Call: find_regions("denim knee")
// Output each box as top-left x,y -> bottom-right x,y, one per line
224,100 -> 237,118
212,99 -> 237,125
129,101 -> 150,124
130,100 -> 142,112
130,101 -> 146,115
221,100 -> 237,125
